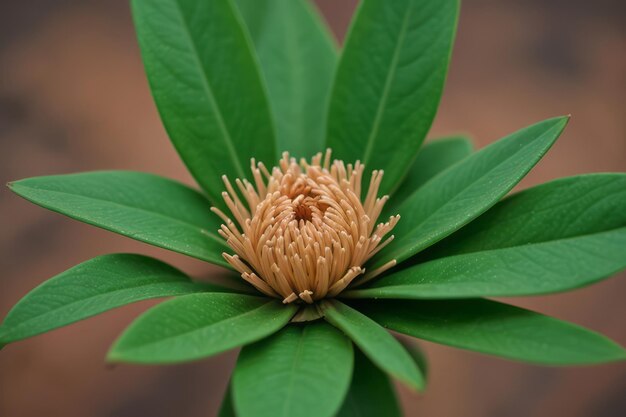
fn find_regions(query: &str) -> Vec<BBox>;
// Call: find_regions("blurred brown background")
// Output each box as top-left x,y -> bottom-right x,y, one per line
1,0 -> 625,416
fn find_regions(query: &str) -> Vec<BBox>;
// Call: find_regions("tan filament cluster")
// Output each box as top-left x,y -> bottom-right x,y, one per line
211,150 -> 399,304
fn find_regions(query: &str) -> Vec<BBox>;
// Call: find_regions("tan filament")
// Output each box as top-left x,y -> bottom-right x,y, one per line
212,150 -> 399,304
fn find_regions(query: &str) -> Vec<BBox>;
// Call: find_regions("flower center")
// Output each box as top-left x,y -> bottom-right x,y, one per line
293,199 -> 315,222
212,150 -> 399,305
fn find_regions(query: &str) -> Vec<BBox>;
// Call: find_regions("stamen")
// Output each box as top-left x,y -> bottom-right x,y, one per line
214,150 -> 399,303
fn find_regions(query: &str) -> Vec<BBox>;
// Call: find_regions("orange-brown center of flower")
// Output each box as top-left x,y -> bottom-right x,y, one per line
212,150 -> 399,305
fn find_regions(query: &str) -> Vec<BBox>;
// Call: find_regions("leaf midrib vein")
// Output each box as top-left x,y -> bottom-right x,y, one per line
364,227 -> 626,293
388,123 -> 562,262
362,2 -> 414,165
19,185 -> 226,246
172,0 -> 246,179
125,298 -> 273,352
3,280 -> 196,338
282,327 -> 307,417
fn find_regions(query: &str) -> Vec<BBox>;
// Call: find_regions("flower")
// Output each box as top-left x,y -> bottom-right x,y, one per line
212,151 -> 399,304
2,1 -> 625,417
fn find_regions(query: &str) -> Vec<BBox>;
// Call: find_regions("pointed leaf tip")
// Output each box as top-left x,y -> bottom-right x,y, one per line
0,254 -> 206,345
322,300 -> 425,391
372,116 -> 569,268
7,171 -> 230,267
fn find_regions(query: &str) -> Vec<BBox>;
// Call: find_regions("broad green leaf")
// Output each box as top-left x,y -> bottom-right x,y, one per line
218,384 -> 236,417
351,299 -> 626,365
235,0 -> 337,157
233,322 -> 353,417
346,228 -> 626,299
423,173 -> 626,258
0,254 -> 206,344
326,0 -> 459,194
132,0 -> 276,205
336,349 -> 401,417
321,300 -> 424,390
108,293 -> 296,364
388,136 -> 473,211
9,171 -> 229,268
370,117 -> 568,269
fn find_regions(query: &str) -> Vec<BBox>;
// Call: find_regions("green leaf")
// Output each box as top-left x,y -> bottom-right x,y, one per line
232,322 -> 353,417
9,171 -> 229,268
336,349 -> 401,417
399,338 -> 429,383
235,0 -> 337,157
370,116 -> 568,269
351,298 -> 626,365
218,384 -> 236,417
388,136 -> 473,211
357,174 -> 626,299
321,300 -> 424,390
424,173 -> 626,258
132,0 -> 276,205
108,293 -> 296,364
347,227 -> 626,299
326,0 -> 459,194
0,254 -> 205,344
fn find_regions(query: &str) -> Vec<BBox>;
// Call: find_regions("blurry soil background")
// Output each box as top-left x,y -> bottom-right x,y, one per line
1,0 -> 624,416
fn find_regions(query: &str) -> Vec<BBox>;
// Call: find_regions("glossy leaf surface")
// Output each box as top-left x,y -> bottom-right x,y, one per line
326,0 -> 459,194
236,0 -> 337,156
9,171 -> 229,267
424,173 -> 626,258
336,349 -> 401,417
353,299 -> 626,365
371,117 -> 568,269
322,300 -> 424,390
233,322 -> 353,417
347,228 -> 626,299
132,0 -> 276,204
388,136 -> 473,211
0,254 -> 205,344
108,293 -> 296,363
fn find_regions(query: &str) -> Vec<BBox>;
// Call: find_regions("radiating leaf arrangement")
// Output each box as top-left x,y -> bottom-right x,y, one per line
2,0 -> 625,416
